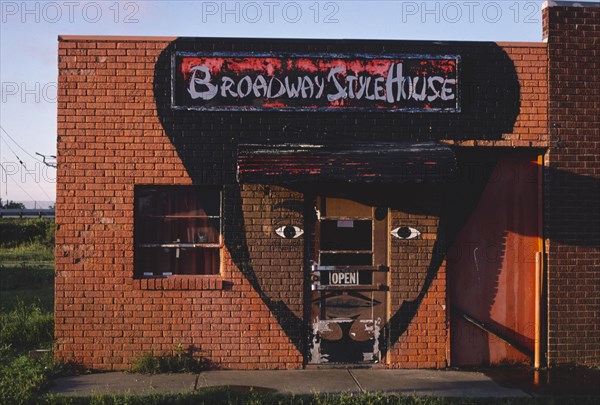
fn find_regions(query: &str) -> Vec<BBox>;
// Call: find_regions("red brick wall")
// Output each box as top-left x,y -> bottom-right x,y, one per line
54,40 -> 305,370
238,184 -> 305,359
544,4 -> 600,366
388,190 -> 447,368
56,36 -> 549,370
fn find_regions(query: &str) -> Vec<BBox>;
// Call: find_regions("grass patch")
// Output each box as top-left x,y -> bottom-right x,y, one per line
0,260 -> 54,312
0,350 -> 52,404
0,218 -> 55,249
0,242 -> 54,312
0,300 -> 54,352
0,219 -> 58,404
0,242 -> 54,263
0,293 -> 56,405
0,262 -> 54,288
131,345 -> 211,374
0,286 -> 54,312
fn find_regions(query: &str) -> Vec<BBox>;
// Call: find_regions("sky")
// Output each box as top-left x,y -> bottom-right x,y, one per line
0,0 -> 596,206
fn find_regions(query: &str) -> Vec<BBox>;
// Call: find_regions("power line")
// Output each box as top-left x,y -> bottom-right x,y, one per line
31,174 -> 53,201
0,136 -> 26,167
0,162 -> 38,203
33,177 -> 53,201
0,151 -> 54,202
0,129 -> 55,202
0,126 -> 45,164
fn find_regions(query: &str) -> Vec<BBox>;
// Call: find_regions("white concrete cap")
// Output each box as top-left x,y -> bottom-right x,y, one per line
543,1 -> 600,9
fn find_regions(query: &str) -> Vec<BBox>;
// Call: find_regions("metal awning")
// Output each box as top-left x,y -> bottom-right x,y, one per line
237,142 -> 456,184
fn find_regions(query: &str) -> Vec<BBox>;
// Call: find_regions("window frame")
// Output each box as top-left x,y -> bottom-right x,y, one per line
134,185 -> 223,278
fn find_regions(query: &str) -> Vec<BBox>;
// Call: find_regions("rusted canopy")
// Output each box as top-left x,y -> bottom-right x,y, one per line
237,142 -> 456,184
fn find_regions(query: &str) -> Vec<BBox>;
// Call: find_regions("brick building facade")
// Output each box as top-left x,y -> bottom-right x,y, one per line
545,3 -> 600,366
55,2 -> 599,370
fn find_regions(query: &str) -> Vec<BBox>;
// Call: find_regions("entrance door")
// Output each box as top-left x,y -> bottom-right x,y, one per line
308,196 -> 388,364
449,153 -> 540,366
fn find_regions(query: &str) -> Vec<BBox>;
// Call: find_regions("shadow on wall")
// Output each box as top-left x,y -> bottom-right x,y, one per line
382,152 -> 599,365
383,150 -> 597,364
151,38 -> 597,364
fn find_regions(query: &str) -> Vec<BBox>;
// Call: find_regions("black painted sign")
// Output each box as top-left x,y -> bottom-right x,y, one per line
172,52 -> 460,112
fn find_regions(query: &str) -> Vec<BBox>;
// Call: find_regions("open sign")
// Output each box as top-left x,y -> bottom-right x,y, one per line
330,270 -> 359,285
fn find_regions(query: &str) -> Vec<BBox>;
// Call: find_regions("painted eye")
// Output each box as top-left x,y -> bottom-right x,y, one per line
275,225 -> 304,239
391,226 -> 421,240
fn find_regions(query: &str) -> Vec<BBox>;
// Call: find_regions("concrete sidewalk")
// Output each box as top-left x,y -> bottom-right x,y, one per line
48,369 -> 531,398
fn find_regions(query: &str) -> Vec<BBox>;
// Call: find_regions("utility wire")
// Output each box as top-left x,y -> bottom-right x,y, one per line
0,146 -> 54,201
0,126 -> 45,164
32,176 -> 53,202
34,180 -> 53,202
0,163 -> 37,203
0,129 -> 55,201
0,136 -> 26,167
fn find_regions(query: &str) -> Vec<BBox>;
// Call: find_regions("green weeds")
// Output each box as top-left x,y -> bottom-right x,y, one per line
0,300 -> 54,352
0,259 -> 54,311
0,301 -> 57,404
0,242 -> 54,263
0,218 -> 55,249
0,219 -> 58,404
0,350 -> 50,404
131,344 -> 211,374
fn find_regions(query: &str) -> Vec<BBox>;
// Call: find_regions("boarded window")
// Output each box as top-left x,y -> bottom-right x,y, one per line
135,186 -> 221,276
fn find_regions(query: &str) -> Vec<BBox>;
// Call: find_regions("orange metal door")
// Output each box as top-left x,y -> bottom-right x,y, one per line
449,153 -> 540,366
